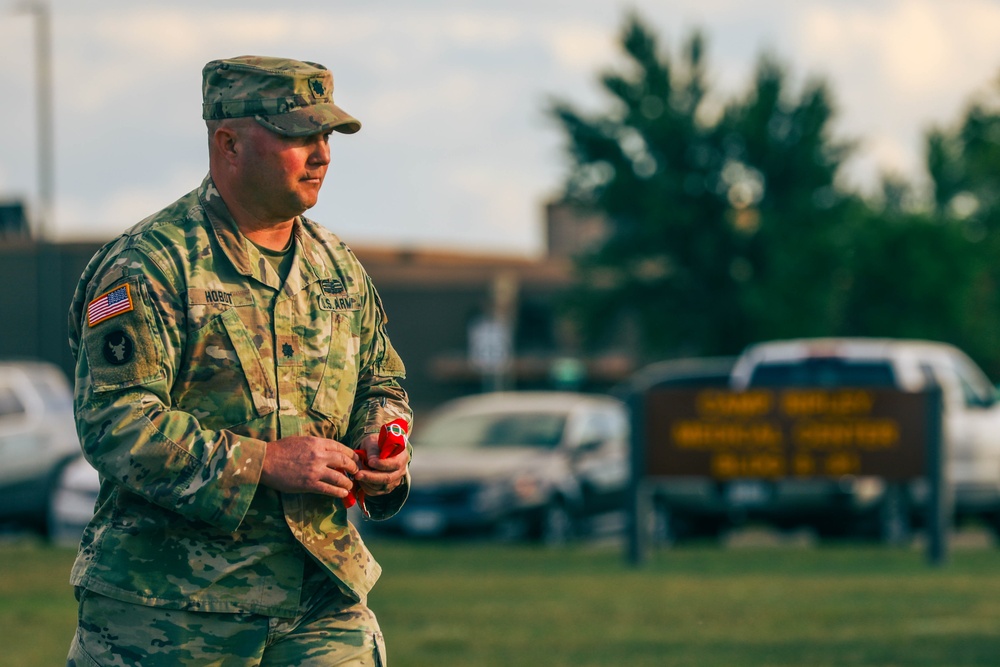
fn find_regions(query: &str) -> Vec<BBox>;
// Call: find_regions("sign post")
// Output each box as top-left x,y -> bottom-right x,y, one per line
627,389 -> 650,566
924,386 -> 948,566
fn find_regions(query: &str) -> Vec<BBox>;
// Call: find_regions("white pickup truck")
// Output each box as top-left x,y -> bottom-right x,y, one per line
727,338 -> 1000,538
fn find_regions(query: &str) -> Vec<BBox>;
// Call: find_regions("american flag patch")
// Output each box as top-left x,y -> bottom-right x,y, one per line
87,284 -> 134,327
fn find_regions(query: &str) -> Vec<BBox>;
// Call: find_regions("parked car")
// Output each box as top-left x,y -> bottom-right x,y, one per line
378,391 -> 630,543
0,360 -> 82,540
655,337 -> 1000,542
49,453 -> 99,546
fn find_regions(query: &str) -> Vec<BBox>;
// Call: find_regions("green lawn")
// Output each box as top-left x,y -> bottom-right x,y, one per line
2,533 -> 999,666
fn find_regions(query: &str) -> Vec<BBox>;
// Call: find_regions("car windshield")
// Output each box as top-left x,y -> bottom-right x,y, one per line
32,373 -> 74,413
749,358 -> 896,387
415,411 -> 567,449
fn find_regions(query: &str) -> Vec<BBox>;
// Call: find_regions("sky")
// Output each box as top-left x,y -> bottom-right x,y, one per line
1,0 -> 1000,257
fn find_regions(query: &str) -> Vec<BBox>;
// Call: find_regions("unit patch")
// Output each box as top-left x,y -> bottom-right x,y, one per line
88,284 -> 134,327
102,330 -> 135,365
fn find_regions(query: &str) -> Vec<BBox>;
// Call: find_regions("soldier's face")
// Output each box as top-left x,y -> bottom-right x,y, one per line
236,122 -> 332,222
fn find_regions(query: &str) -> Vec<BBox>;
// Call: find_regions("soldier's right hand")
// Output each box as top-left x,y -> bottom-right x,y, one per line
259,436 -> 360,497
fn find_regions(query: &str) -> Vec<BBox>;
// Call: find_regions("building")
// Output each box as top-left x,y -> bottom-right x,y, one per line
0,216 -> 634,413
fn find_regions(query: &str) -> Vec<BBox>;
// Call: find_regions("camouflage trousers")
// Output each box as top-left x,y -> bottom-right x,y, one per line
66,566 -> 387,666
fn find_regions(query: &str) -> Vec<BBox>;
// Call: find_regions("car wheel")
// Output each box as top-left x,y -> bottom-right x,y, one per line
988,513 -> 1000,544
649,501 -> 678,547
849,488 -> 912,545
539,500 -> 574,546
813,518 -> 853,541
37,461 -> 71,543
45,459 -> 78,545
875,489 -> 912,545
495,515 -> 530,542
651,501 -> 725,547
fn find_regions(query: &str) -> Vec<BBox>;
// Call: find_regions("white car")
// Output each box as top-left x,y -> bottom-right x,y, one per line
49,453 -> 99,546
379,391 -> 630,544
0,360 -> 82,540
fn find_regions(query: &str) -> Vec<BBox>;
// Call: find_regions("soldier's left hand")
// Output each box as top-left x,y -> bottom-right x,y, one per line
353,433 -> 409,497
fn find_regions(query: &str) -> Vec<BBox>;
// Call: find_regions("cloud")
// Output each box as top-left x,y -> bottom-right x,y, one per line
7,0 -> 1000,253
55,163 -> 207,241
546,23 -> 616,71
800,1 -> 970,97
795,0 -> 1000,185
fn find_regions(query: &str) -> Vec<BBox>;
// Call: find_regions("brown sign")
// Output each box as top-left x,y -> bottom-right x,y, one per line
643,388 -> 929,480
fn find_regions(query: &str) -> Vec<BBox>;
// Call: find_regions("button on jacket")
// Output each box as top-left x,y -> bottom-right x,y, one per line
67,175 -> 411,616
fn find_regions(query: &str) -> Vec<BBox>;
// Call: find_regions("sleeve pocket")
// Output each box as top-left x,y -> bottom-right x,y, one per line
83,276 -> 167,393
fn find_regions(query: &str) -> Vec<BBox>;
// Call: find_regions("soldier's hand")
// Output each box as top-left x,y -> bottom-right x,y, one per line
354,433 -> 410,497
259,436 -> 360,497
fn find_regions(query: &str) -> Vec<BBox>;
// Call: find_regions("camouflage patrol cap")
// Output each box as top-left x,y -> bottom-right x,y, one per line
202,56 -> 361,136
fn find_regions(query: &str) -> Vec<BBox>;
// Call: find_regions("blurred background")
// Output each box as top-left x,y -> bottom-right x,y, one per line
3,0 -> 1000,408
4,2 -> 1000,663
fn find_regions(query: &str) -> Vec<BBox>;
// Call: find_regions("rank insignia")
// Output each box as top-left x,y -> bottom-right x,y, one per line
321,278 -> 346,294
88,284 -> 134,327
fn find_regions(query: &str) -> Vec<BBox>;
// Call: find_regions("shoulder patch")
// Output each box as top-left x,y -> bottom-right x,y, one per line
88,284 -> 134,327
101,330 -> 135,365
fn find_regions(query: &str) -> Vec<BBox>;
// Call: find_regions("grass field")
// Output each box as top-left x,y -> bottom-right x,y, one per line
2,532 -> 999,666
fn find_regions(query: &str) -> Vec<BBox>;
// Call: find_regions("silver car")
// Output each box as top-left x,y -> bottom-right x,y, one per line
0,360 -> 81,540
380,391 -> 630,544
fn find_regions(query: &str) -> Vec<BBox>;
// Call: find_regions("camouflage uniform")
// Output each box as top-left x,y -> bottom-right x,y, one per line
66,56 -> 410,666
68,559 -> 387,666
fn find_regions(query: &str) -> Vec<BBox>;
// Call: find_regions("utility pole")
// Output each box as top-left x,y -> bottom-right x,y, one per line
13,1 -> 58,366
16,0 -> 54,240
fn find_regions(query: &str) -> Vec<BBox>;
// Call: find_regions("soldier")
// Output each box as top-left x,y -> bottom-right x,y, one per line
65,56 -> 412,666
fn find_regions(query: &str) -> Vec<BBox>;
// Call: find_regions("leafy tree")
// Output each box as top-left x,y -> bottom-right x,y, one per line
921,86 -> 1000,374
839,209 -> 987,353
548,13 -> 857,360
928,90 -> 1000,226
800,84 -> 1000,376
718,57 -> 856,345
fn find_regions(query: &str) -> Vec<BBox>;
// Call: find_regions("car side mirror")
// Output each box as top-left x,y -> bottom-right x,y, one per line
979,389 -> 1000,409
575,439 -> 604,455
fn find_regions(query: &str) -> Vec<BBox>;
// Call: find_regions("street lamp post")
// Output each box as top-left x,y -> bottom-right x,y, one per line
12,0 -> 58,367
15,0 -> 54,240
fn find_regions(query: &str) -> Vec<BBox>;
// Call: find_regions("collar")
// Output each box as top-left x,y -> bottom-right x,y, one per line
198,174 -> 328,293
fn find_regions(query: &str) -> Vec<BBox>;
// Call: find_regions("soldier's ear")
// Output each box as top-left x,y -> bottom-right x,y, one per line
212,124 -> 241,164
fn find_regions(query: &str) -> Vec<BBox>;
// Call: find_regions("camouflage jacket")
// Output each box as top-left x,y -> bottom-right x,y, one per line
67,175 -> 411,616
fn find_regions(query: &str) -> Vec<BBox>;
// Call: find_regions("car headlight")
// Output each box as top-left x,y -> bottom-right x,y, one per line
840,476 -> 885,503
512,474 -> 542,502
473,474 -> 544,512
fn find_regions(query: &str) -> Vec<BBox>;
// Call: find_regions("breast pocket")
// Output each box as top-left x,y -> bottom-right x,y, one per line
309,312 -> 360,431
176,308 -> 277,429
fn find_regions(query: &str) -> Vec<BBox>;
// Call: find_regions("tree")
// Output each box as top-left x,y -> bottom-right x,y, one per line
920,85 -> 1000,374
839,209 -> 987,350
807,80 -> 1000,376
928,90 -> 1000,227
548,13 -> 856,360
